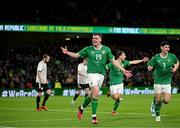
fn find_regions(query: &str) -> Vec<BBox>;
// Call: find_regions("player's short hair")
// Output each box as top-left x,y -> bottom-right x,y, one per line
93,33 -> 103,38
116,51 -> 125,58
43,54 -> 49,58
160,41 -> 169,46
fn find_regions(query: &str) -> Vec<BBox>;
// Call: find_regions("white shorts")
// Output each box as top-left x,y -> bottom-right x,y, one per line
110,83 -> 124,95
88,73 -> 104,88
154,84 -> 171,94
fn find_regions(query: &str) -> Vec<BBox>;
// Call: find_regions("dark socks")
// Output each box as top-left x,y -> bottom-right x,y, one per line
42,93 -> 50,106
73,93 -> 80,101
36,96 -> 41,108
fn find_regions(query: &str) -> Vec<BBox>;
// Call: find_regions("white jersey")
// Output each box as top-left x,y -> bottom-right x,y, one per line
36,60 -> 47,84
77,63 -> 88,84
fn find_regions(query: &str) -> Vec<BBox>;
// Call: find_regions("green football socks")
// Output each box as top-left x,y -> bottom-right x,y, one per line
155,101 -> 162,116
113,100 -> 120,112
91,98 -> 98,115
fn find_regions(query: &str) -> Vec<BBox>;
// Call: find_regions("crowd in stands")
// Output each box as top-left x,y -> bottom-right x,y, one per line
0,0 -> 180,90
1,0 -> 180,28
0,38 -> 180,90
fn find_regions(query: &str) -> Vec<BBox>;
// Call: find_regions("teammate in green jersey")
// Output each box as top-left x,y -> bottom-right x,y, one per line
147,41 -> 179,122
61,33 -> 132,124
106,51 -> 149,116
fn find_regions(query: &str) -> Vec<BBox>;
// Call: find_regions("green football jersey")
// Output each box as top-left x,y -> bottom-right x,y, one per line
78,45 -> 114,76
147,53 -> 178,84
107,60 -> 130,86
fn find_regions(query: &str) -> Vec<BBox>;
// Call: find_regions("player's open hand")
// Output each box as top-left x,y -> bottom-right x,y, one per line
124,70 -> 133,79
143,57 -> 149,62
60,46 -> 68,54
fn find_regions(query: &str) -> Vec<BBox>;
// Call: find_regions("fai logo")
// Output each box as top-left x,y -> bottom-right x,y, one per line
102,50 -> 105,54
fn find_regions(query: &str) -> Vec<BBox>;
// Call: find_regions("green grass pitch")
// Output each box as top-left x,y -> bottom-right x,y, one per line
0,94 -> 180,128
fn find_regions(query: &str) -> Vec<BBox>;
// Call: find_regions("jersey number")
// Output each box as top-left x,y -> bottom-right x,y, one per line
96,54 -> 102,61
162,62 -> 166,69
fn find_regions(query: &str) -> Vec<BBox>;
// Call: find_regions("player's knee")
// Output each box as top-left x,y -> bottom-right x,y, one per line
85,90 -> 89,95
92,92 -> 99,99
46,89 -> 51,95
163,99 -> 170,104
112,94 -> 119,100
114,96 -> 120,101
38,92 -> 42,96
93,86 -> 99,96
75,91 -> 81,95
163,96 -> 171,104
155,97 -> 161,104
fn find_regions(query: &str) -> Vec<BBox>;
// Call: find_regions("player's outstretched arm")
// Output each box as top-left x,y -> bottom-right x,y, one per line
112,59 -> 132,79
60,46 -> 80,58
130,57 -> 149,65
